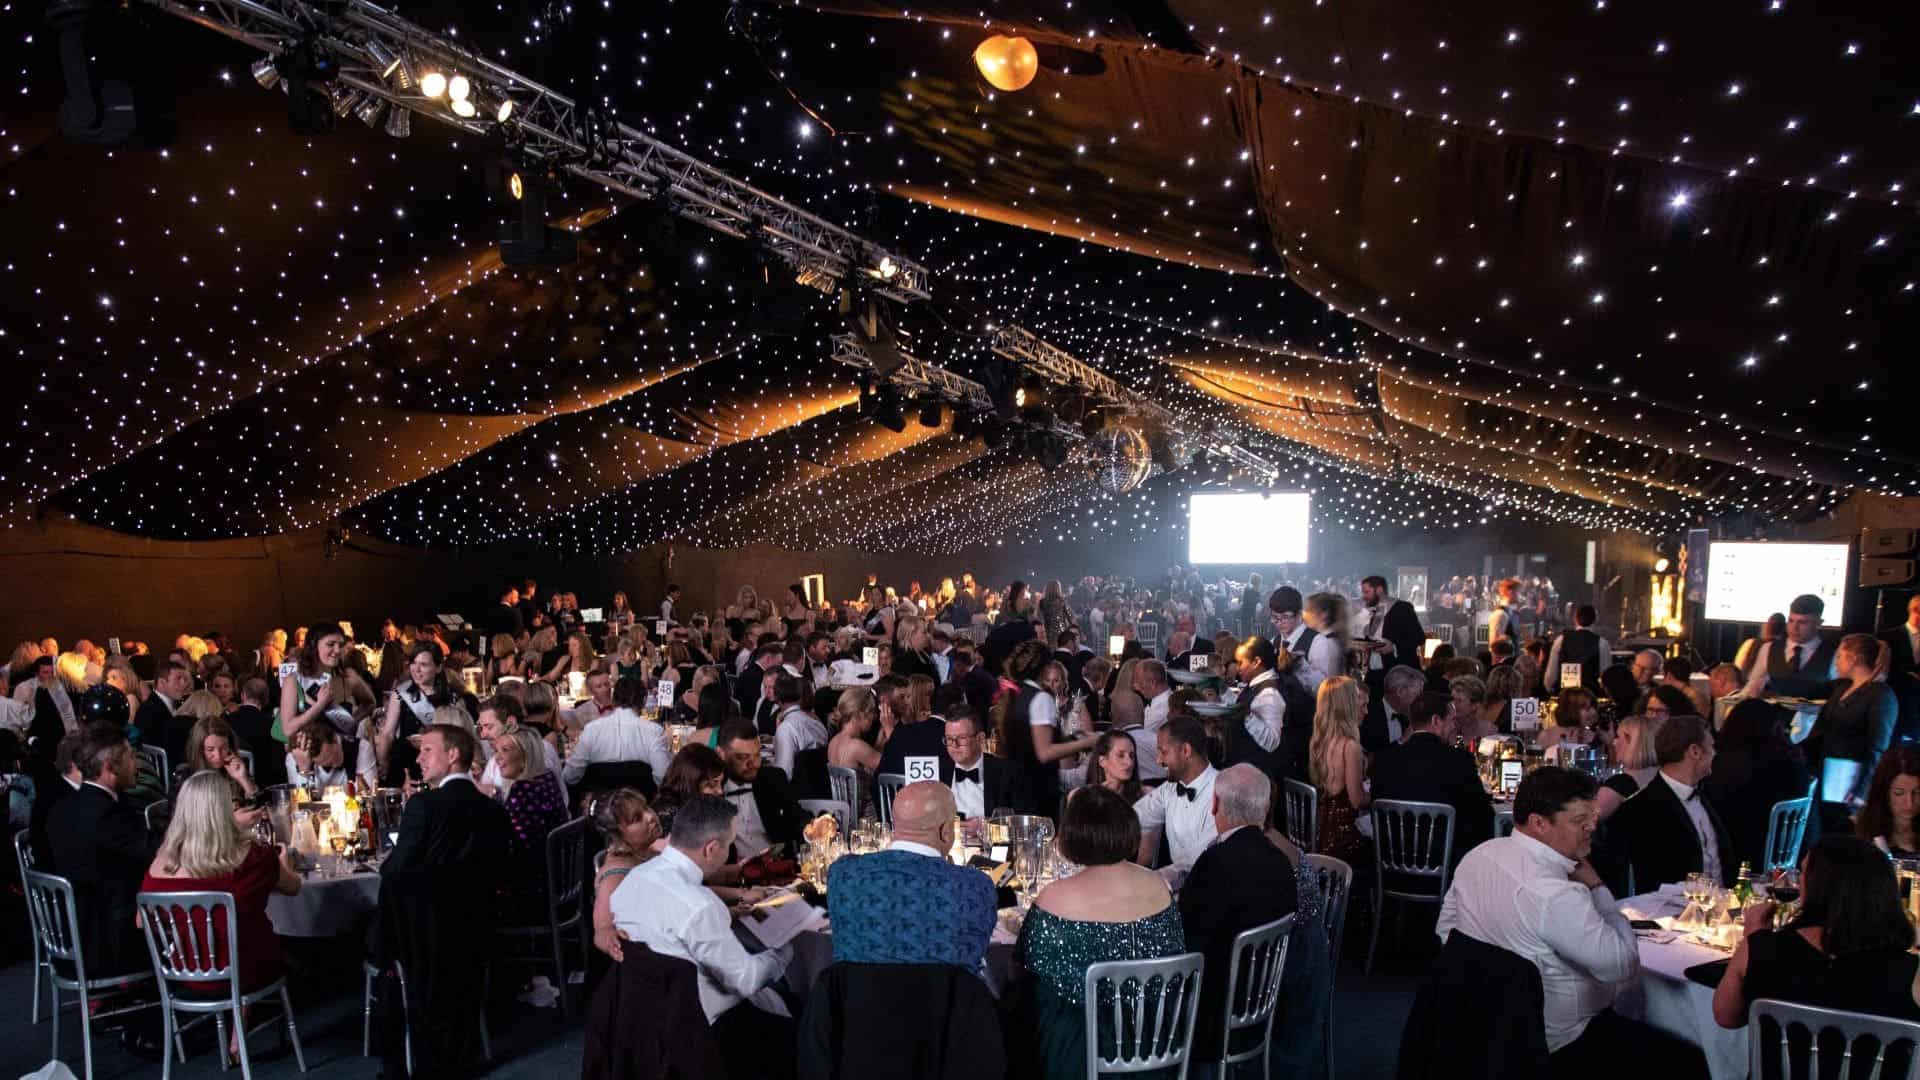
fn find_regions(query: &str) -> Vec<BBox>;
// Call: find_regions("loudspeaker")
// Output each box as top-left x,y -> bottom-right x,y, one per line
1862,528 -> 1918,557
1860,558 -> 1917,588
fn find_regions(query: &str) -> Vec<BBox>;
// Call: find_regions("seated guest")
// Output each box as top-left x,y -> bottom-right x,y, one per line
48,725 -> 157,998
1539,687 -> 1601,750
563,667 -> 616,729
1701,700 -> 1813,872
381,724 -> 512,875
588,789 -> 662,960
492,728 -> 571,920
1064,729 -> 1144,805
558,674 -> 671,789
938,705 -> 1012,823
717,719 -> 806,861
1637,683 -> 1697,722
285,721 -> 377,790
1597,713 -> 1665,819
1856,745 -> 1920,858
142,770 -> 301,1064
1713,835 -> 1920,1029
826,686 -> 882,783
769,672 -> 829,791
1134,716 -> 1219,871
1179,764 -> 1299,1068
1369,691 -> 1494,869
1706,663 -> 1746,730
655,744 -> 726,837
1615,714 -> 1734,888
609,795 -> 795,1080
951,644 -> 998,719
27,730 -> 85,867
1439,767 -> 1704,1078
1448,674 -> 1497,746
228,677 -> 286,787
1106,687 -> 1163,785
827,781 -> 996,967
1660,657 -> 1709,719
1363,664 -> 1426,753
185,714 -> 260,799
137,658 -> 194,767
1310,676 -> 1371,869
475,694 -> 562,788
875,674 -> 948,778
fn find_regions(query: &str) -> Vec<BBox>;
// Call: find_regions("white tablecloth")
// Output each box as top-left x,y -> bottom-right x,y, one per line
1617,891 -> 1747,1080
267,867 -> 380,937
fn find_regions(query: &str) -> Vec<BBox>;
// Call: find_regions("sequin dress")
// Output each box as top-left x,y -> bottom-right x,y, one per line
1012,904 -> 1187,1080
1270,858 -> 1332,1077
1317,787 -> 1367,866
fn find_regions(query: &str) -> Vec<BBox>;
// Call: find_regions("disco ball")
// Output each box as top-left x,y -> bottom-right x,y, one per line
1092,425 -> 1153,493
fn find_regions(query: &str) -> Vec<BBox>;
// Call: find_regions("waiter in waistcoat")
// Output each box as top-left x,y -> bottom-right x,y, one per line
1743,593 -> 1840,702
1544,604 -> 1610,694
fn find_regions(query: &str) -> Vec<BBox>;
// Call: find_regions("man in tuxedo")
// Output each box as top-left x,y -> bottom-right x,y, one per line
382,724 -> 512,875
876,675 -> 949,778
928,626 -> 956,685
1879,594 -> 1920,743
952,645 -> 998,719
1614,714 -> 1733,888
1052,628 -> 1092,696
1356,575 -> 1427,695
939,707 -> 1012,822
29,731 -> 85,868
137,658 -> 194,769
226,675 -> 287,786
1363,665 -> 1426,753
736,644 -> 782,720
826,782 -> 997,968
490,583 -> 525,639
804,631 -> 837,688
1179,764 -> 1298,1067
717,720 -> 806,860
1370,692 -> 1494,870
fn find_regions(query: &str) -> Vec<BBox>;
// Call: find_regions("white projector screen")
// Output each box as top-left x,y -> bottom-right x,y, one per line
1704,541 -> 1849,627
1187,492 -> 1311,565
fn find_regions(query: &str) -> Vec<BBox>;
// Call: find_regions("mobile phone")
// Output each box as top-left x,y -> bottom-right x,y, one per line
1629,920 -> 1662,931
108,637 -> 122,656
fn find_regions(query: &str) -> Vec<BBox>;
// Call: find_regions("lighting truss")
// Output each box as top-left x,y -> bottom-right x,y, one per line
831,333 -> 995,416
141,0 -> 932,302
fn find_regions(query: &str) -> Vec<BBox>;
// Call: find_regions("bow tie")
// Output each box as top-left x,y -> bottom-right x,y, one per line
723,787 -> 754,798
953,767 -> 981,784
1174,783 -> 1198,802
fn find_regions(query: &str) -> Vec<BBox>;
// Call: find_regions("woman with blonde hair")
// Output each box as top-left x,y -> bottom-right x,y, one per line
487,632 -> 524,687
143,771 -> 301,1063
55,651 -> 92,692
1310,675 -> 1369,865
494,727 -> 569,921
588,789 -> 661,959
828,687 -> 883,777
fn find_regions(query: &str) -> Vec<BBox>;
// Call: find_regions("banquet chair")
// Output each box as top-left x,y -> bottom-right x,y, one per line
361,959 -> 492,1071
827,763 -> 861,821
24,869 -> 159,1080
14,830 -> 53,1025
1761,781 -> 1817,875
238,749 -> 254,775
146,798 -> 171,835
135,890 -> 308,1080
875,772 -> 907,828
1367,800 -> 1456,974
1495,811 -> 1515,839
495,815 -> 591,1019
1212,915 -> 1293,1079
136,745 -> 169,791
798,798 -> 853,845
1303,854 -> 1353,1080
1281,779 -> 1317,853
1747,998 -> 1920,1080
1083,951 -> 1206,1078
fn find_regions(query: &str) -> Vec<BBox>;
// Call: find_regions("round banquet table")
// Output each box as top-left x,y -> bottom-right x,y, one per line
735,911 -> 1021,999
268,865 -> 381,938
1615,890 -> 1747,1080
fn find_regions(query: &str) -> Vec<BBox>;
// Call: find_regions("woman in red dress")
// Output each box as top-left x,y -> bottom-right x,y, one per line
143,770 -> 302,1063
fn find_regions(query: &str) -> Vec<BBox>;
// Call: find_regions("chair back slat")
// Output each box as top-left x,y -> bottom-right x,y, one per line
827,764 -> 861,818
1302,853 -> 1353,969
14,828 -> 37,874
1372,799 -> 1456,897
547,816 -> 590,916
1083,952 -> 1206,1077
135,890 -> 242,993
1761,786 -> 1816,875
23,870 -> 84,973
875,773 -> 907,827
146,797 -> 172,835
1282,778 -> 1317,852
1748,998 -> 1920,1080
799,798 -> 853,844
1220,916 -> 1293,1069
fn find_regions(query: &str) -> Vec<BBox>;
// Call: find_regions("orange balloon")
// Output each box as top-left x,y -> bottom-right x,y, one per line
973,34 -> 1039,93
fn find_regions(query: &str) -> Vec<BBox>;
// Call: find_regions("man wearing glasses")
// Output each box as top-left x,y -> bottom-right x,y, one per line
938,705 -> 1013,824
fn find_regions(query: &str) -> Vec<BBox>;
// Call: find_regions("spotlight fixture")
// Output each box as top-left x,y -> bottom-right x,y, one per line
447,74 -> 471,102
383,105 -> 411,138
419,70 -> 447,98
353,95 -> 385,128
450,97 -> 476,118
497,163 -> 577,267
873,386 -> 907,433
918,398 -> 943,428
363,41 -> 414,90
496,99 -> 515,123
250,57 -> 280,90
331,86 -> 369,119
1653,556 -> 1671,573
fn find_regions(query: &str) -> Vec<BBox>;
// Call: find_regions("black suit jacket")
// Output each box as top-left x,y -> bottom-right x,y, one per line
381,776 -> 513,878
134,693 -> 178,769
878,719 -> 951,779
1379,600 -> 1425,674
47,783 -> 156,975
28,775 -> 78,870
1368,733 -> 1494,867
1178,827 -> 1299,1062
1616,770 -> 1736,888
747,765 -> 808,855
1361,696 -> 1406,755
892,649 -> 936,682
227,703 -> 287,787
939,753 -> 1014,817
736,663 -> 771,720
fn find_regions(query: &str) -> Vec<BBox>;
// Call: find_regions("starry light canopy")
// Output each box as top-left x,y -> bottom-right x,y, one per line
1,0 -> 1912,557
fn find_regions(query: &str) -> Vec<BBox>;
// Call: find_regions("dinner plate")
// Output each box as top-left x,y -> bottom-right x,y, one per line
1188,702 -> 1236,717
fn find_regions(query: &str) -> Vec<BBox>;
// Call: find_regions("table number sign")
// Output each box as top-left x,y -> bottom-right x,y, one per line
863,646 -> 880,667
903,756 -> 940,783
1560,663 -> 1583,689
1510,697 -> 1542,732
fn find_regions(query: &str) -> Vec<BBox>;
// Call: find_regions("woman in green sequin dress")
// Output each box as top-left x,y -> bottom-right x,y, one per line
1010,787 -> 1187,1080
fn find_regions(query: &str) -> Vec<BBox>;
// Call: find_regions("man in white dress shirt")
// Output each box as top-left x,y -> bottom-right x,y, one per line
1133,660 -> 1173,732
1134,717 -> 1219,871
561,668 -> 615,728
560,673 -> 673,787
1268,586 -> 1340,693
1228,638 -> 1286,754
769,673 -> 828,781
1439,767 -> 1704,1076
609,795 -> 795,1075
659,584 -> 680,627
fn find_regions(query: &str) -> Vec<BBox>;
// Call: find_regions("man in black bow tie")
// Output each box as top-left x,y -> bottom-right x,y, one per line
1133,717 -> 1218,871
938,706 -> 1012,824
1615,714 -> 1732,889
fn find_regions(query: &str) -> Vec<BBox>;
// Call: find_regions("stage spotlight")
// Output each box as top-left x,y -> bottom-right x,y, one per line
354,95 -> 385,128
918,399 -> 944,428
874,386 -> 907,433
450,97 -> 477,118
363,41 -> 414,91
497,165 -> 578,267
497,99 -> 515,123
46,0 -> 175,147
383,106 -> 411,138
250,57 -> 280,90
419,70 -> 447,98
447,74 -> 471,102
331,86 -> 369,118
1653,556 -> 1671,574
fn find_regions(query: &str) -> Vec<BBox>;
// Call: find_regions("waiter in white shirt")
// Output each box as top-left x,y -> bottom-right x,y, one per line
1134,717 -> 1219,872
1229,638 -> 1285,754
609,795 -> 794,1072
1133,660 -> 1173,732
1439,766 -> 1704,1074
1268,586 -> 1339,693
659,584 -> 680,627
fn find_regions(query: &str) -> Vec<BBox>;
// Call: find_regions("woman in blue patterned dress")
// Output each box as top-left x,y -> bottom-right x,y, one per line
1010,786 -> 1186,1080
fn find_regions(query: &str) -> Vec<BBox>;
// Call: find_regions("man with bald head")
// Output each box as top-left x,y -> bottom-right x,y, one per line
824,781 -> 997,970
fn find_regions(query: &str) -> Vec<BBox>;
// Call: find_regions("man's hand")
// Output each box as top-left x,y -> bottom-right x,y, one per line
1570,859 -> 1604,890
593,925 -> 628,962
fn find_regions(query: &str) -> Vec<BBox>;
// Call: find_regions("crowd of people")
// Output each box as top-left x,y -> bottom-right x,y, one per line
5,570 -> 1920,1077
